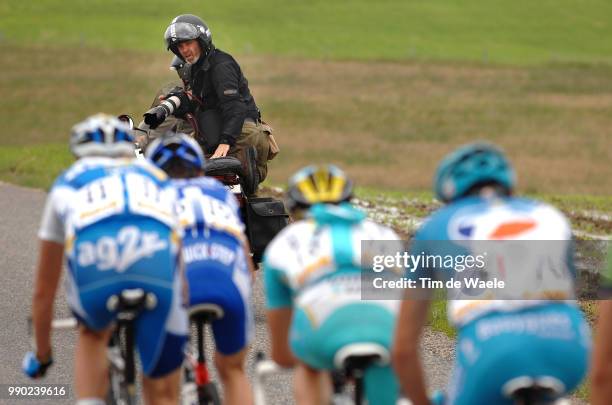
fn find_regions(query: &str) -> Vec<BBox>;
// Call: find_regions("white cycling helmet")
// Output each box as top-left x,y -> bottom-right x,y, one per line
70,113 -> 135,158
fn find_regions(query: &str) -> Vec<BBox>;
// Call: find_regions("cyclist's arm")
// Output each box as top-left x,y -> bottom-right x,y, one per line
243,239 -> 256,278
592,247 -> 612,405
592,300 -> 612,405
392,299 -> 431,405
224,189 -> 255,277
32,239 -> 64,360
266,307 -> 295,367
263,257 -> 295,367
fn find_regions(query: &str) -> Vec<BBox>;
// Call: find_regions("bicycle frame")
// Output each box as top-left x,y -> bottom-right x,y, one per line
106,289 -> 157,405
107,317 -> 138,405
183,305 -> 223,405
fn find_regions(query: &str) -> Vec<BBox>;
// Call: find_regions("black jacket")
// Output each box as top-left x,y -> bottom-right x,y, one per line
188,48 -> 259,146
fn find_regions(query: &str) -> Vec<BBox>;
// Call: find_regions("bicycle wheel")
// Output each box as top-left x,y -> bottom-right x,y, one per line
198,382 -> 222,405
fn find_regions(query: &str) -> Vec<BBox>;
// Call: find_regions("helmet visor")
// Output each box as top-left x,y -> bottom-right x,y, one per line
164,22 -> 200,47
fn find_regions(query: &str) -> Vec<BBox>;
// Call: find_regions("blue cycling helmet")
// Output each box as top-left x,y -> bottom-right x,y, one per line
434,142 -> 515,203
145,133 -> 205,172
70,113 -> 134,158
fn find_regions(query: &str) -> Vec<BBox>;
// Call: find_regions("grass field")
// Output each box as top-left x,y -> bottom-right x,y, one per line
2,44 -> 611,196
3,1 -> 612,64
1,0 -> 611,197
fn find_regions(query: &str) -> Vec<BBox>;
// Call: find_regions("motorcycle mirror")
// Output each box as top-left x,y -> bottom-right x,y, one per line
117,114 -> 135,129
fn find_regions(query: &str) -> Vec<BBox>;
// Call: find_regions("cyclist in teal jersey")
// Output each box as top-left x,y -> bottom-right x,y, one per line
392,143 -> 591,405
263,165 -> 402,405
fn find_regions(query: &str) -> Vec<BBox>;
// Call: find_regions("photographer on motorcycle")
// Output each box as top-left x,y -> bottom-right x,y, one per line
143,14 -> 275,196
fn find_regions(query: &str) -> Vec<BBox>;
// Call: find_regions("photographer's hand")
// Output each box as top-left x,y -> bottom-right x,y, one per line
210,144 -> 230,158
165,90 -> 193,117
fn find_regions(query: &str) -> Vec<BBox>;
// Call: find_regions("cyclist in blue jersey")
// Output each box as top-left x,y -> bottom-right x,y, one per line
392,142 -> 591,405
263,165 -> 402,405
146,133 -> 255,405
22,114 -> 188,405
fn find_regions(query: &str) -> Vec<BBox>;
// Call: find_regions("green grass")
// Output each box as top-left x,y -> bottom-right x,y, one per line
2,0 -> 612,65
428,299 -> 457,338
538,194 -> 612,214
2,2 -> 612,196
0,143 -> 73,189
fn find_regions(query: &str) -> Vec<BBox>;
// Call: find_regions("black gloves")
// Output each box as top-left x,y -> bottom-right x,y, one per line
165,89 -> 193,117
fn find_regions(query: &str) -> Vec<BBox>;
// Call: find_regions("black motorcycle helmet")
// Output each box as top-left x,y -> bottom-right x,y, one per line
164,14 -> 213,61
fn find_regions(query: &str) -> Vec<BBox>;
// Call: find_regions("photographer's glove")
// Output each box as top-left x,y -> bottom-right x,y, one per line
22,351 -> 53,379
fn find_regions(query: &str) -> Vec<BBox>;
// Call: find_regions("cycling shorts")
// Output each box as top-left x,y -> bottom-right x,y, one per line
184,239 -> 253,355
446,303 -> 591,405
65,217 -> 188,378
291,302 -> 399,405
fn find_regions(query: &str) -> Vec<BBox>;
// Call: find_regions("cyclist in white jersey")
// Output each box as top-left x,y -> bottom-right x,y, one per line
22,114 -> 188,405
146,133 -> 255,405
263,165 -> 402,405
392,143 -> 591,405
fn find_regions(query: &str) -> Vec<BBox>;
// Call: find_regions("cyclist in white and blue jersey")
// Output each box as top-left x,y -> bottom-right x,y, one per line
22,114 -> 188,405
146,133 -> 255,405
392,142 -> 591,405
263,165 -> 402,405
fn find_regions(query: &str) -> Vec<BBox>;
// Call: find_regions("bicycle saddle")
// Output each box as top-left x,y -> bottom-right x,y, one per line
204,157 -> 243,177
502,376 -> 566,404
106,288 -> 157,312
333,343 -> 390,374
189,303 -> 225,323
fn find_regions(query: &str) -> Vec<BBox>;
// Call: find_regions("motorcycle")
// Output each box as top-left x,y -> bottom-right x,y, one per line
117,114 -> 288,263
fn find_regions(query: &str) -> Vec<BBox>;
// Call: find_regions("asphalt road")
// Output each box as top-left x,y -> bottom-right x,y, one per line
0,182 -> 454,405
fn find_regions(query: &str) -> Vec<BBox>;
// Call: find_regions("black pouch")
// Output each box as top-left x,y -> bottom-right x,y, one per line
245,197 -> 289,262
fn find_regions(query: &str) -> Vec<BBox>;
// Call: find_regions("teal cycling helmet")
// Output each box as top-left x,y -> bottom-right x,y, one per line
434,142 -> 515,203
145,133 -> 205,172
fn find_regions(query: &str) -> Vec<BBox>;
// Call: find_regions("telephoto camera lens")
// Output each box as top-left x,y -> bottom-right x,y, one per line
143,96 -> 182,129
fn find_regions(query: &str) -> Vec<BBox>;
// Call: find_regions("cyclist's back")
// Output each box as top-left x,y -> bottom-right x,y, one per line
417,195 -> 578,325
418,195 -> 589,401
24,114 -> 187,405
146,133 -> 255,405
263,165 -> 401,405
172,175 -> 253,354
394,143 -> 591,405
48,156 -> 187,377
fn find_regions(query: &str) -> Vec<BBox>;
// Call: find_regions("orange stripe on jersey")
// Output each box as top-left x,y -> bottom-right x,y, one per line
489,220 -> 536,239
297,256 -> 332,286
